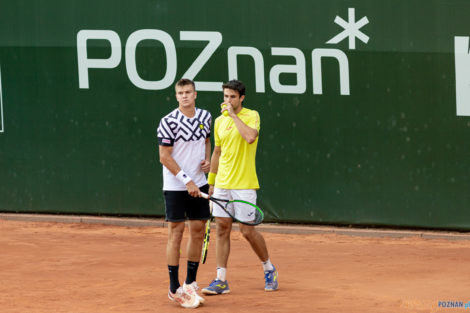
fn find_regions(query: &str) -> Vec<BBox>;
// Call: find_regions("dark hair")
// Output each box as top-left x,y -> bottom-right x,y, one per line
222,80 -> 245,97
175,78 -> 195,90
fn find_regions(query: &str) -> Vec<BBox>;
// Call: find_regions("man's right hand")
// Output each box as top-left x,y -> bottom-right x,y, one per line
221,102 -> 235,117
208,185 -> 214,197
186,181 -> 201,197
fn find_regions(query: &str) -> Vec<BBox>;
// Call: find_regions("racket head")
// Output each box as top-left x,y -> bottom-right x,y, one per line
227,199 -> 264,225
200,192 -> 264,226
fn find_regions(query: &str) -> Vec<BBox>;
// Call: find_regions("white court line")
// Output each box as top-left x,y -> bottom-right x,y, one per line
0,65 -> 3,133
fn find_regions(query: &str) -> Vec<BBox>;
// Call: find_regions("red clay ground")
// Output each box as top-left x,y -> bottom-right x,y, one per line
0,219 -> 469,313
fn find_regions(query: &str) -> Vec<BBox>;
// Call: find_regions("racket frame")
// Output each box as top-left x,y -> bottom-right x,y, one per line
200,192 -> 264,226
200,217 -> 211,264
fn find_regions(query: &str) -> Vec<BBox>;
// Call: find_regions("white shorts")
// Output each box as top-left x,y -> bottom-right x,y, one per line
212,188 -> 257,222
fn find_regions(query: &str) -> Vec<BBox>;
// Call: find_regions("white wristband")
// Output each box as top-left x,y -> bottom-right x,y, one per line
176,170 -> 192,185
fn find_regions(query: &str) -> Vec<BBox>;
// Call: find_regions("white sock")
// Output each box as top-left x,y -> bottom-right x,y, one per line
216,267 -> 227,281
262,259 -> 274,272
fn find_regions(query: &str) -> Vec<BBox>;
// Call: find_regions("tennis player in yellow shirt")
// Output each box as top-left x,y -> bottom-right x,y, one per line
202,80 -> 278,295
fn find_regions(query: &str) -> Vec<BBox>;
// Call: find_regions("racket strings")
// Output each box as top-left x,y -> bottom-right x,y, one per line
230,200 -> 264,225
252,209 -> 264,225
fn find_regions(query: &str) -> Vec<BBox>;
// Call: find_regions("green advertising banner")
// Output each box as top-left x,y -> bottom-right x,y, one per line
1,0 -> 470,229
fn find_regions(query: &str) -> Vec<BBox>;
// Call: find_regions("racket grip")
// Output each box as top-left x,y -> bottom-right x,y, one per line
200,192 -> 209,199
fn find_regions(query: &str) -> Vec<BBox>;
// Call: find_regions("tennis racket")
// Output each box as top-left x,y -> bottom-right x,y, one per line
200,192 -> 264,226
200,209 -> 212,264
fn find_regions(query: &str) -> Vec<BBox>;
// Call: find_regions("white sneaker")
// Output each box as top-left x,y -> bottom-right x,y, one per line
183,282 -> 205,304
168,286 -> 200,309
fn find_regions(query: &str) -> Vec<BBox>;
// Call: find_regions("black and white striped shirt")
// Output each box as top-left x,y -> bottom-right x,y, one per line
157,108 -> 212,190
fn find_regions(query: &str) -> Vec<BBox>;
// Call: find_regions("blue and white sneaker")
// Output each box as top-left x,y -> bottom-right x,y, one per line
201,279 -> 230,295
264,266 -> 279,291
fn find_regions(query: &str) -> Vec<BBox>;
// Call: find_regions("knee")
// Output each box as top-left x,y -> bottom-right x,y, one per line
190,226 -> 205,241
239,225 -> 255,240
168,224 -> 184,243
169,231 -> 184,243
216,220 -> 232,238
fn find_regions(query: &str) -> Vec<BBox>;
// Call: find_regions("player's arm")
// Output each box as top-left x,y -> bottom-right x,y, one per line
159,145 -> 200,197
230,114 -> 258,144
209,145 -> 221,174
207,145 -> 221,196
201,137 -> 211,173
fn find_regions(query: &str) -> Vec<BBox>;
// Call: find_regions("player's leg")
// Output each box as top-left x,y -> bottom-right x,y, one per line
184,184 -> 210,303
202,216 -> 232,295
202,188 -> 232,295
215,216 -> 232,276
167,221 -> 185,289
239,222 -> 278,291
232,189 -> 268,260
186,219 -> 205,280
185,184 -> 210,283
239,224 -> 269,260
164,190 -> 200,308
183,219 -> 206,303
167,222 -> 201,307
234,190 -> 279,291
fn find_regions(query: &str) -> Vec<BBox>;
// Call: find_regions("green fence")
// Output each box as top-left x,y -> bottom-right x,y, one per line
1,0 -> 470,230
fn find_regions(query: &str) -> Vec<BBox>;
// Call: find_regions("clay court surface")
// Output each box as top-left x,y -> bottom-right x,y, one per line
0,219 -> 469,313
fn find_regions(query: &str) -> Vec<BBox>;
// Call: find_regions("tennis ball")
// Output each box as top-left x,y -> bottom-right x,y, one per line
221,103 -> 229,116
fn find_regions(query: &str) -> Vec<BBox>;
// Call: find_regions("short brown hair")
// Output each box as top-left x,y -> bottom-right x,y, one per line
222,80 -> 245,97
175,78 -> 195,91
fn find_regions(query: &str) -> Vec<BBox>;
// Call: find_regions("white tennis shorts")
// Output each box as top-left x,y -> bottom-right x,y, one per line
212,188 -> 257,222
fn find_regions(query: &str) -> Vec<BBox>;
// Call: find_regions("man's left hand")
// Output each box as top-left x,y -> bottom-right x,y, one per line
201,160 -> 210,173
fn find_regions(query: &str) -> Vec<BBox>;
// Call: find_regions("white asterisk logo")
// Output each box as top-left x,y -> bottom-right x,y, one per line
327,8 -> 369,50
